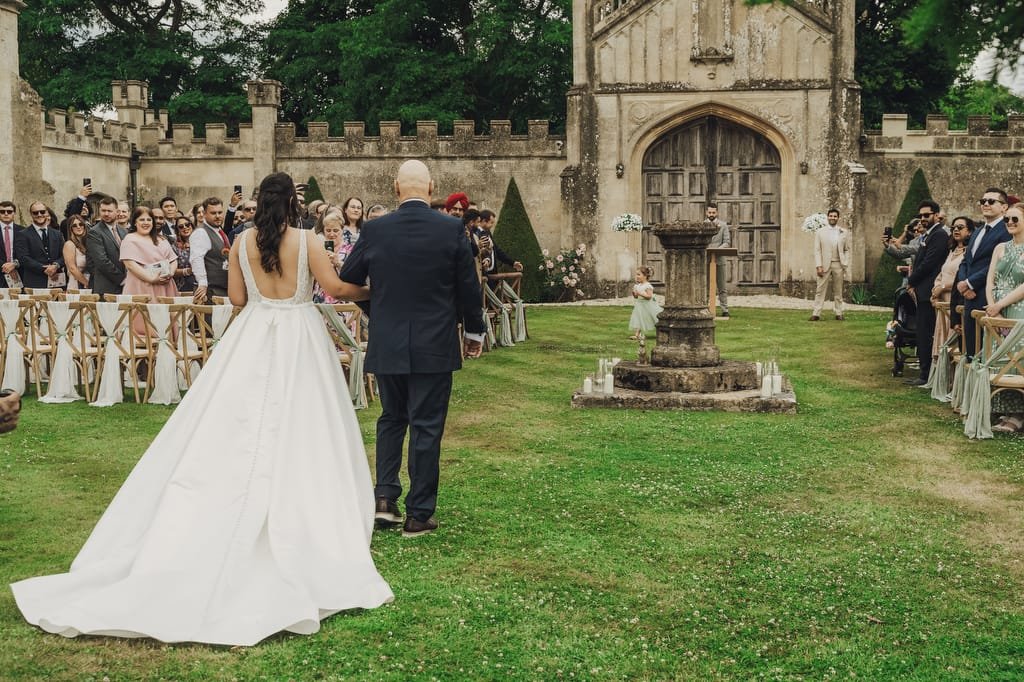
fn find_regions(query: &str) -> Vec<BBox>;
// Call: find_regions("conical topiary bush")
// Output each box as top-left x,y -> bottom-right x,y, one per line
304,176 -> 324,204
870,168 -> 933,304
493,177 -> 546,302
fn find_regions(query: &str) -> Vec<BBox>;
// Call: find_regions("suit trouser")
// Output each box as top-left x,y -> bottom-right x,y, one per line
714,257 -> 728,310
962,294 -> 986,359
374,372 -> 453,522
812,261 -> 845,316
915,292 -> 936,380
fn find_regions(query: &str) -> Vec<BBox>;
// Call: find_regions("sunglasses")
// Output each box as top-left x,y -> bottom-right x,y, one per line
0,209 -> 14,214
916,213 -> 933,219
979,198 -> 1005,206
31,210 -> 48,216
1008,216 -> 1021,224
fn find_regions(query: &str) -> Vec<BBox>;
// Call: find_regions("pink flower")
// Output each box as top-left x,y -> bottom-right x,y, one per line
569,265 -> 575,272
561,266 -> 566,272
546,260 -> 554,268
562,276 -> 570,285
556,254 -> 564,262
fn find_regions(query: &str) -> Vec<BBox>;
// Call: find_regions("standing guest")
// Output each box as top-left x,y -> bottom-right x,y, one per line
62,215 -> 91,291
444,192 -> 469,218
0,201 -> 23,289
956,187 -> 1012,358
121,206 -> 178,313
295,187 -> 315,229
340,197 -> 364,245
904,200 -> 949,386
229,199 -> 258,243
16,201 -> 66,289
985,203 -> 1024,432
306,199 -> 325,221
340,160 -> 484,538
931,217 -> 973,354
63,182 -> 93,231
809,208 -> 851,321
189,197 -> 231,304
173,217 -> 197,292
151,206 -> 165,228
86,197 -> 127,297
366,205 -> 388,221
190,203 -> 203,226
313,204 -> 338,235
705,202 -> 732,317
115,201 -> 131,231
159,196 -> 179,239
312,212 -> 347,304
430,199 -> 446,212
223,188 -> 243,235
477,209 -> 522,275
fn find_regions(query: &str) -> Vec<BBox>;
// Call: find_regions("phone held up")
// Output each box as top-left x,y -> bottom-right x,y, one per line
883,226 -> 893,238
83,177 -> 92,187
324,240 -> 335,252
234,185 -> 242,195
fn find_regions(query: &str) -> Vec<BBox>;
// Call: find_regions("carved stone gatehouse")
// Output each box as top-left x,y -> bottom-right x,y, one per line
2,0 -> 1023,293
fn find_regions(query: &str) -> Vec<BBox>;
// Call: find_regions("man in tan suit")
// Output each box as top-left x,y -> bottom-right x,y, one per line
810,208 -> 851,321
705,202 -> 731,317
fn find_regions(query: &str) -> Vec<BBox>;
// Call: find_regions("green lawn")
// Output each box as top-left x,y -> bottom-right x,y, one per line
2,306 -> 1023,681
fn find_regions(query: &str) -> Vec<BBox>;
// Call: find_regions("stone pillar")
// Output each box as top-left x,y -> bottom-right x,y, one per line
650,220 -> 721,368
247,79 -> 281,190
0,0 -> 26,202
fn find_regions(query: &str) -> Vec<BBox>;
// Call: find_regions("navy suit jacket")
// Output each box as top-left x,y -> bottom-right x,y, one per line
340,199 -> 484,375
956,219 -> 1011,298
906,224 -> 949,298
15,225 -> 65,289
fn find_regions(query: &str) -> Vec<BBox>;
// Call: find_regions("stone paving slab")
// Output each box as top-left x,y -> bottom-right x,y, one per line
571,385 -> 798,413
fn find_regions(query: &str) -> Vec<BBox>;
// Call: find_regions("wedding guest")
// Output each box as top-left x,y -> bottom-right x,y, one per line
340,197 -> 364,244
228,199 -> 258,243
985,203 -> 1024,432
62,215 -> 91,291
930,217 -> 973,355
313,213 -> 347,304
121,205 -> 179,308
0,201 -> 21,289
445,192 -> 469,218
313,204 -> 339,236
366,205 -> 388,221
15,201 -> 66,289
159,196 -> 179,239
86,196 -> 126,297
189,197 -> 231,304
63,182 -> 93,230
116,201 -> 131,231
173,217 -> 197,292
307,199 -> 326,221
477,209 -> 522,275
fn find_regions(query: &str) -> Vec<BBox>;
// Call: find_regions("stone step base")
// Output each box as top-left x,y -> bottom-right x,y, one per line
571,385 -> 797,414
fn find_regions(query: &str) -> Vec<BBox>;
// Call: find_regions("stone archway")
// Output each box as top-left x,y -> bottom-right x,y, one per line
641,116 -> 782,292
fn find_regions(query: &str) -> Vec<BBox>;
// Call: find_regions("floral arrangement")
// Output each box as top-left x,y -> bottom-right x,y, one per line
612,213 -> 644,232
801,213 -> 829,232
539,244 -> 588,299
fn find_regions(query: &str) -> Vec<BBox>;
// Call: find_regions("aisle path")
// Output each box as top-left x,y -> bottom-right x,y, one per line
534,294 -> 890,313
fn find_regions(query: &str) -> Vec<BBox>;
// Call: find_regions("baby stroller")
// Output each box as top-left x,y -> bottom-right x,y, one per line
886,285 -> 917,376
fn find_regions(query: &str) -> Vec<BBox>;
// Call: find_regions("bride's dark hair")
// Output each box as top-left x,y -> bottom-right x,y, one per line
254,172 -> 299,274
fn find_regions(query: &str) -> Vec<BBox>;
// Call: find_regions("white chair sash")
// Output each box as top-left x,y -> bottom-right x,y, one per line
318,304 -> 366,409
500,280 -> 527,342
0,300 -> 25,393
39,301 -> 82,403
209,305 -> 233,350
964,321 -> 1024,440
146,304 -> 180,405
63,293 -> 81,303
483,309 -> 496,347
90,302 -> 128,407
484,285 -> 514,347
930,331 -> 959,403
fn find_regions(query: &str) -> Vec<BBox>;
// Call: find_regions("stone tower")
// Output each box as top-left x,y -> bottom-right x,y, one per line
564,0 -> 863,292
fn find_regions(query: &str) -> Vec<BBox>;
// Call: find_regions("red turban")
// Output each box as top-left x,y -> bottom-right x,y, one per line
445,192 -> 469,211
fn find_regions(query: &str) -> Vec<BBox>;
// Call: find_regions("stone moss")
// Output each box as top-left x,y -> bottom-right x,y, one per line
493,177 -> 545,302
870,167 -> 932,305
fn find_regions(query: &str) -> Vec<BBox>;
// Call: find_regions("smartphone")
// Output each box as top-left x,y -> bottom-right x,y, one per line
234,184 -> 242,195
83,177 -> 91,187
324,240 -> 335,252
883,226 -> 893,238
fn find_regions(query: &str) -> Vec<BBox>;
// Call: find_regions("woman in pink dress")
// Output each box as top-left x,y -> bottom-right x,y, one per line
120,206 -> 178,332
929,216 -> 974,358
62,215 -> 90,291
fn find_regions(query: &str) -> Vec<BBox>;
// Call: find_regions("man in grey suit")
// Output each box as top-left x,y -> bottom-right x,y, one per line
86,196 -> 127,297
706,202 -> 731,317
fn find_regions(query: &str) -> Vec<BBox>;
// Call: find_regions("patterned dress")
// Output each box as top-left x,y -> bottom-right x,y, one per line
991,240 -> 1024,414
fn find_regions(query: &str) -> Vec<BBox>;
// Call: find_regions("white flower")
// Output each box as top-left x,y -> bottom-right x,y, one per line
556,254 -> 564,262
801,213 -> 829,232
541,248 -> 549,257
611,214 -> 643,232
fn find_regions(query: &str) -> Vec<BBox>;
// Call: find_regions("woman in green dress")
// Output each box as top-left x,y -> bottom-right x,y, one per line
985,203 -> 1024,432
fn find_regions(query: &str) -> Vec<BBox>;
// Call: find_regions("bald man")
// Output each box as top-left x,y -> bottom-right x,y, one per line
340,160 -> 485,538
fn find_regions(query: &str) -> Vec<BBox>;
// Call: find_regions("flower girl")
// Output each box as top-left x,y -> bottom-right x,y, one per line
629,267 -> 662,339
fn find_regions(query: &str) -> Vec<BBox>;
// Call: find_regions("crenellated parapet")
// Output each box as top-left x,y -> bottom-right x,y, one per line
42,108 -> 138,157
273,119 -> 563,159
863,114 -> 1024,154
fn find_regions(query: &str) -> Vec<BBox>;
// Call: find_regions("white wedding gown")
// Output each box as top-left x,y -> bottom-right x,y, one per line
11,232 -> 393,646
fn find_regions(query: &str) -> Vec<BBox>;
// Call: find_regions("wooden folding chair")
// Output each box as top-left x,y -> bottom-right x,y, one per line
0,298 -> 34,393
91,301 -> 147,404
26,295 -> 58,396
168,303 -> 212,387
65,301 -> 104,402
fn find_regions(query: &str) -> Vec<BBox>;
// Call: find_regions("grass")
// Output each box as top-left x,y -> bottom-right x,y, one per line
1,306 -> 1023,680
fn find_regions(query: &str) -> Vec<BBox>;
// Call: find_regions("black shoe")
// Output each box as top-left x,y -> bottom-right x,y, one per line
835,315 -> 844,321
904,378 -> 927,386
374,497 -> 402,528
402,516 -> 438,538
809,315 -> 820,321
721,311 -> 730,318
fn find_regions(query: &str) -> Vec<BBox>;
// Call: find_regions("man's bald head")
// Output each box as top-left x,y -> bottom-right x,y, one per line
395,160 -> 433,201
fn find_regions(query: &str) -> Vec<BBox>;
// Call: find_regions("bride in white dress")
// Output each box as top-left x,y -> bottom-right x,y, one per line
11,173 -> 393,646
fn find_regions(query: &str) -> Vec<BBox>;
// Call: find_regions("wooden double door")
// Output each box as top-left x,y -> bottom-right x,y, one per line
641,116 -> 782,291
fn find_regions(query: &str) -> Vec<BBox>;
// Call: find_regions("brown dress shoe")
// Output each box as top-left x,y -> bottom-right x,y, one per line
835,315 -> 844,321
809,315 -> 820,321
402,516 -> 438,538
374,497 -> 402,528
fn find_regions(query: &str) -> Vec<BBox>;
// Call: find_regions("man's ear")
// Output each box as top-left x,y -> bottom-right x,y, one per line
394,180 -> 400,198
428,180 -> 434,198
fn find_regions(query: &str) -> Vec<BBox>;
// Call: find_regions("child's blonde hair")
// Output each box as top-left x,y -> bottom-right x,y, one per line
636,266 -> 653,279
